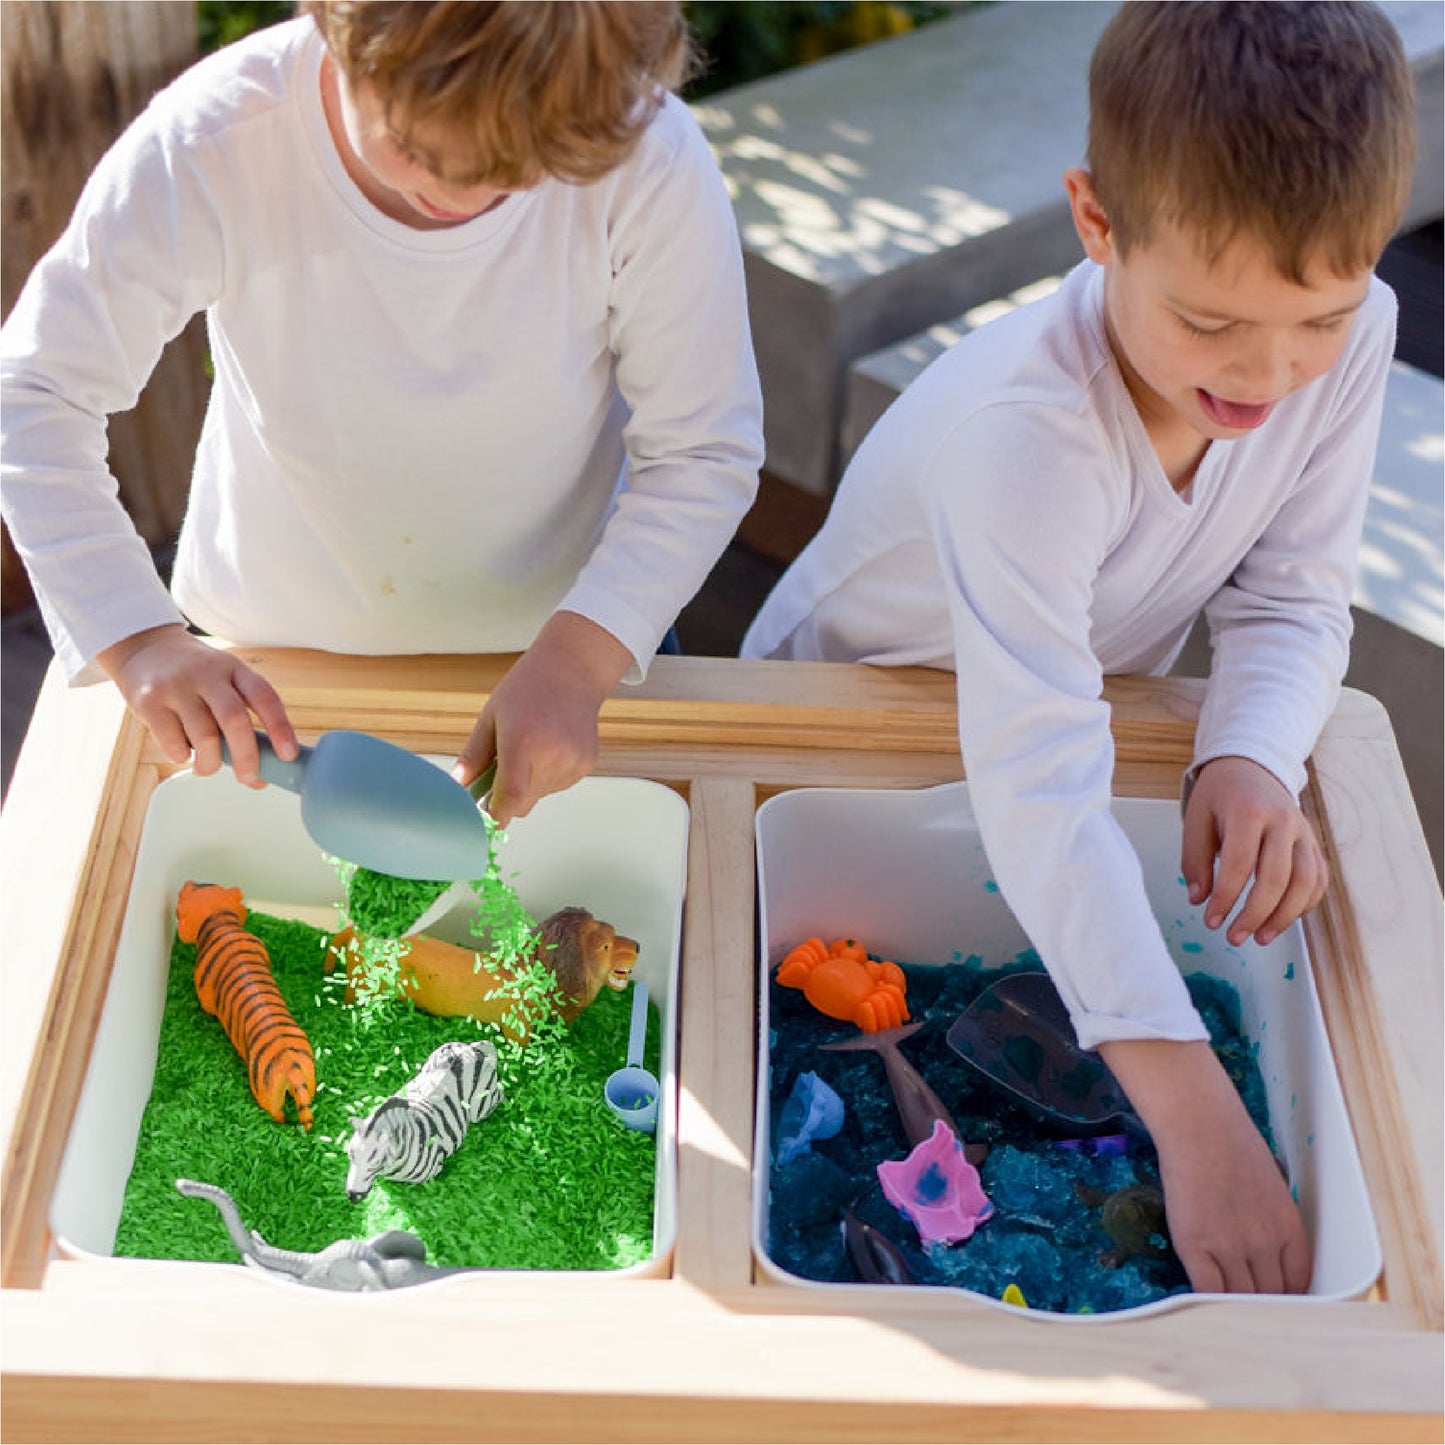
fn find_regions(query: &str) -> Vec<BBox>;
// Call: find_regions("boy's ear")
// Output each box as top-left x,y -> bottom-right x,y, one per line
1064,167 -> 1114,265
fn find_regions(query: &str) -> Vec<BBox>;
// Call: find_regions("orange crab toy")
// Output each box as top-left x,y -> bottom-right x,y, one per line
775,936 -> 910,1033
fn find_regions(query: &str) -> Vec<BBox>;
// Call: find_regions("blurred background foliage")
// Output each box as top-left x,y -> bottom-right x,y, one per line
197,2 -> 974,96
683,2 -> 970,97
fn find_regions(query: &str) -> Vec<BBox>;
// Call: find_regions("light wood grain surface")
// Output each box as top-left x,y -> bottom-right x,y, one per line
1,651 -> 1439,1442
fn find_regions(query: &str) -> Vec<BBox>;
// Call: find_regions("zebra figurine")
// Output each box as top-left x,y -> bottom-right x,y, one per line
345,1040 -> 503,1201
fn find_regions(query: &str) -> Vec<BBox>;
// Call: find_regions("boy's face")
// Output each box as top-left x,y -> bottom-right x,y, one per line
322,53 -> 518,229
1065,172 -> 1372,457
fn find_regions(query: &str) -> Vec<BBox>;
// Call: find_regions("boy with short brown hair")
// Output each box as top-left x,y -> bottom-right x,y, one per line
744,1 -> 1415,1294
1,2 -> 763,826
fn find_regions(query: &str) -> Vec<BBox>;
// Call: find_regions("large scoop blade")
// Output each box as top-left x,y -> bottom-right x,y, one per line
944,971 -> 1148,1138
226,729 -> 494,881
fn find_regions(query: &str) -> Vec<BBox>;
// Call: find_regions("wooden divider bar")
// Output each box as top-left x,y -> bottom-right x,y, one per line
674,777 -> 759,1290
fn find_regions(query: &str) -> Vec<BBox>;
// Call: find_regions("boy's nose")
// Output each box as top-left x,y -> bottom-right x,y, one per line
1228,336 -> 1297,401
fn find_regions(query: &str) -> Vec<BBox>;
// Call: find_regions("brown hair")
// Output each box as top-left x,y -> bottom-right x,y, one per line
1085,1 -> 1416,281
302,1 -> 694,188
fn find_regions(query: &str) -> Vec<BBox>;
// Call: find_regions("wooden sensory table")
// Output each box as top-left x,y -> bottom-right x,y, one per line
2,649 -> 1440,1442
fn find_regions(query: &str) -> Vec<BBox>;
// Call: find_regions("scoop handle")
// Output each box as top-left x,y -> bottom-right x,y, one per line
464,761 -> 497,810
627,980 -> 649,1069
220,730 -> 313,793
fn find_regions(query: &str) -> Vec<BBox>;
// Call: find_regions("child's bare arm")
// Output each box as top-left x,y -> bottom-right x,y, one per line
96,624 -> 298,786
1181,755 -> 1329,947
1099,1036 -> 1312,1294
453,611 -> 633,828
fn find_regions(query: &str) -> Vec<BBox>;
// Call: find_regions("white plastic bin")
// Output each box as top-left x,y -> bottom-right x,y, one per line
50,764 -> 687,1280
754,781 -> 1381,1318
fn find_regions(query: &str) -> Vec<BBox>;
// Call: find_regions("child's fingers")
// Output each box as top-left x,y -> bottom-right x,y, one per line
206,683 -> 269,785
455,712 -> 528,824
1225,825 -> 1294,945
234,667 -> 297,758
486,756 -> 537,828
1204,820 -> 1261,930
452,715 -> 497,791
1281,1229 -> 1313,1294
1251,838 -> 1329,945
172,698 -> 228,779
211,716 -> 268,787
1175,1243 -> 1226,1295
1246,1247 -> 1285,1296
1216,1248 -> 1267,1294
1179,803 -> 1221,906
142,703 -> 199,768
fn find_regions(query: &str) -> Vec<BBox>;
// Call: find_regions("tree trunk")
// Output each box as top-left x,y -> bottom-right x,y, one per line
1,1 -> 207,615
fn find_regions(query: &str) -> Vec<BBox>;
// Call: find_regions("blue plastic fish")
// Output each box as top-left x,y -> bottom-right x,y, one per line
776,1070 -> 845,1166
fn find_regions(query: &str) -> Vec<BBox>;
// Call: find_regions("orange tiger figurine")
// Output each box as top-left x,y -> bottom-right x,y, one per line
176,882 -> 317,1130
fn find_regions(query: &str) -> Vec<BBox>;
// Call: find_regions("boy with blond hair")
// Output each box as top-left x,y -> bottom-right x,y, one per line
1,2 -> 762,826
745,1 -> 1415,1294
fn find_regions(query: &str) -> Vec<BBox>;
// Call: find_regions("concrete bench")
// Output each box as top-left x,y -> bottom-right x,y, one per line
1388,0 -> 1445,231
696,0 -> 1442,502
692,1 -> 1114,497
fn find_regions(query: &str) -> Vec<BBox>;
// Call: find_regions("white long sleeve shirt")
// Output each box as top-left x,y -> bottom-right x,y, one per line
1,18 -> 763,685
743,260 -> 1395,1047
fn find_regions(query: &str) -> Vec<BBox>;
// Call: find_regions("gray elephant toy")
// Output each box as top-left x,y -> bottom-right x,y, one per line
175,1178 -> 465,1290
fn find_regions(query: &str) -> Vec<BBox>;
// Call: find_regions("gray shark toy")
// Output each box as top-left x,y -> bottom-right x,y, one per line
175,1178 -> 465,1290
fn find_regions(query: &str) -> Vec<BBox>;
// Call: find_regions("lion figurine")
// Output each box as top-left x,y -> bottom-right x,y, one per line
327,906 -> 639,1037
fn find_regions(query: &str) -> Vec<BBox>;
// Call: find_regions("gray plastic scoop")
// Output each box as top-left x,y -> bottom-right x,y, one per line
605,980 -> 659,1135
944,971 -> 1148,1138
223,729 -> 495,882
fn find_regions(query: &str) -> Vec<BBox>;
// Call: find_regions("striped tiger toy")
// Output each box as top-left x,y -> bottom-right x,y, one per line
176,882 -> 317,1131
345,1040 -> 502,1201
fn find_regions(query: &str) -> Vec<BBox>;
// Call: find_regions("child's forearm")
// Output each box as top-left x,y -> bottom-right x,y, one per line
1096,1035 -> 1241,1138
454,611 -> 635,825
531,610 -> 635,702
1098,1034 -> 1310,1294
95,622 -> 194,682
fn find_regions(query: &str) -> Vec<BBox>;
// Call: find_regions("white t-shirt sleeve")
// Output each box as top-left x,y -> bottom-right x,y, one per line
1193,289 -> 1397,793
928,403 -> 1207,1049
558,99 -> 763,679
0,103 -> 223,683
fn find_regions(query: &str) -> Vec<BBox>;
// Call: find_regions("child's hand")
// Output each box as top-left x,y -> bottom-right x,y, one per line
1181,755 -> 1329,947
1099,1038 -> 1312,1294
453,612 -> 633,828
96,623 -> 298,787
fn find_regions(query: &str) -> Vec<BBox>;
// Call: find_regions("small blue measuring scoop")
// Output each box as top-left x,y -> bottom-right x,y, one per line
604,980 -> 659,1135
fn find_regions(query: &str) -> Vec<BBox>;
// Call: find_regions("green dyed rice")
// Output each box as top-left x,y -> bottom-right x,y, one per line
333,812 -> 543,1007
113,908 -> 658,1272
343,867 -> 455,938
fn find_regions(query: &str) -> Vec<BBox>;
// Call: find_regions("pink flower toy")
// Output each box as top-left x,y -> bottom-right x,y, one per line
877,1119 -> 993,1246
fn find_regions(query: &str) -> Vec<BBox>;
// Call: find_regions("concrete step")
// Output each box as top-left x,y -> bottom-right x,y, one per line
1382,0 -> 1445,231
696,0 -> 1442,501
692,1 -> 1115,496
842,272 -> 1065,466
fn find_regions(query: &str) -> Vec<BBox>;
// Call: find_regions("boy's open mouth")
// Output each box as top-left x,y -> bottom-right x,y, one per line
1197,389 -> 1274,430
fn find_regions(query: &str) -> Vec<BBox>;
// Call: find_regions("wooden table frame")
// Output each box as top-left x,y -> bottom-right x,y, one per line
2,651 -> 1441,1441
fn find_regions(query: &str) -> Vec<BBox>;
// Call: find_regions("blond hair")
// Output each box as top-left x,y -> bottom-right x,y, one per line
1086,2 -> 1416,281
302,1 -> 693,188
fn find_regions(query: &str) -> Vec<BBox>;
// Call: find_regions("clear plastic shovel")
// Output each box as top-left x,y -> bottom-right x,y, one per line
604,980 -> 659,1134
